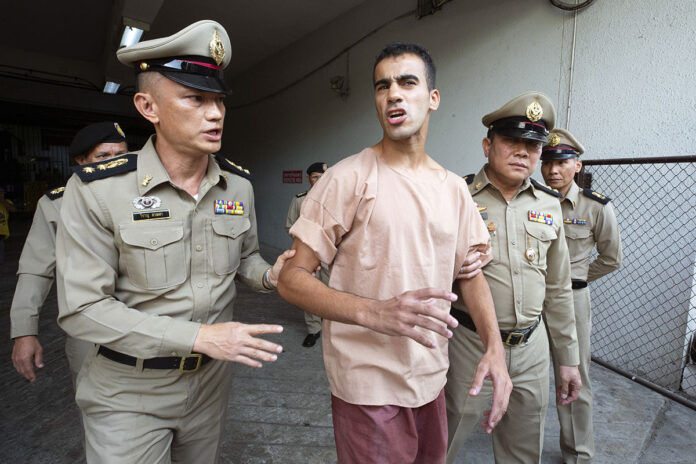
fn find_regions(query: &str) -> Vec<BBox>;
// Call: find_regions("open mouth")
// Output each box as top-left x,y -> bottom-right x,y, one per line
205,129 -> 222,139
387,108 -> 407,125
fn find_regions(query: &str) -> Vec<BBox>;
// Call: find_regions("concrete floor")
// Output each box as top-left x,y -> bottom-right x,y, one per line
1,216 -> 695,463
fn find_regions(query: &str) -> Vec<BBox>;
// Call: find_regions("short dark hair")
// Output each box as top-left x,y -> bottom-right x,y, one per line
373,42 -> 436,90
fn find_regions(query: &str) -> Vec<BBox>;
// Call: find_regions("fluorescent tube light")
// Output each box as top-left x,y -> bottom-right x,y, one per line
120,26 -> 143,48
103,81 -> 120,94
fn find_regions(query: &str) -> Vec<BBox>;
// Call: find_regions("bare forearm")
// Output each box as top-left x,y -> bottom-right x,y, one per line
457,274 -> 502,350
278,265 -> 372,326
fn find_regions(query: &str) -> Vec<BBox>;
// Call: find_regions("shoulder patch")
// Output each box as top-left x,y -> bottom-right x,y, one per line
73,154 -> 137,183
531,178 -> 562,198
215,154 -> 253,181
295,191 -> 307,198
463,174 -> 475,185
45,186 -> 66,200
582,188 -> 610,204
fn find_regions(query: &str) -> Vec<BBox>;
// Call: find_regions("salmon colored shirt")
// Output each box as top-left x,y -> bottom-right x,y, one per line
290,148 -> 491,407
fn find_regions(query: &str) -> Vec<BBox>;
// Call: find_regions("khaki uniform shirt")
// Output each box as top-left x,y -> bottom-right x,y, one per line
10,194 -> 62,338
56,136 -> 270,359
290,148 -> 491,407
454,166 -> 579,366
285,193 -> 306,233
561,182 -> 622,282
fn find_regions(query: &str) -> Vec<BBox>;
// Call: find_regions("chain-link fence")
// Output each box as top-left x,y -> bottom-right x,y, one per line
577,156 -> 696,409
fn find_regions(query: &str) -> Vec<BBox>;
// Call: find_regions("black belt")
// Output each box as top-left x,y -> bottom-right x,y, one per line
451,309 -> 542,347
572,279 -> 588,289
97,346 -> 211,373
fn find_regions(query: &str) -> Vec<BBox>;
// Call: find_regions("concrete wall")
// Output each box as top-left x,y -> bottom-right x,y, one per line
226,0 -> 696,249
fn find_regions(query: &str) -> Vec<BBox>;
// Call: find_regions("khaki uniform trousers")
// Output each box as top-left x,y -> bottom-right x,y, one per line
446,319 -> 550,464
552,287 -> 593,463
65,336 -> 93,389
76,351 -> 234,463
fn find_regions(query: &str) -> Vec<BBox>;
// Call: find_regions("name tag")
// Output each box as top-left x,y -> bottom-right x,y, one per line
133,210 -> 171,221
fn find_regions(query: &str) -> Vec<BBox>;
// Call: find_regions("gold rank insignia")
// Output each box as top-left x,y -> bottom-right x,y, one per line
475,181 -> 483,190
142,175 -> 152,187
209,30 -> 225,66
592,191 -> 606,200
83,166 -> 95,173
548,133 -> 561,146
50,187 -> 65,195
114,122 -> 125,138
95,158 -> 129,171
526,101 -> 543,122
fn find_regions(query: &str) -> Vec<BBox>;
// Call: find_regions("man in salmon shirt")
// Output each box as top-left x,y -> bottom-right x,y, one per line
278,42 -> 512,463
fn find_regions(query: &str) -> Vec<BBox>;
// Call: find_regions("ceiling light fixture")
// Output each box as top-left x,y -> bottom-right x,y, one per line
119,26 -> 144,48
103,81 -> 120,94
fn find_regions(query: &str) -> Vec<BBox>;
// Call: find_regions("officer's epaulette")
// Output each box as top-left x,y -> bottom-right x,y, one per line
73,154 -> 138,183
45,186 -> 66,200
463,174 -> 474,185
531,178 -> 562,198
296,191 -> 307,198
215,154 -> 253,181
582,188 -> 610,204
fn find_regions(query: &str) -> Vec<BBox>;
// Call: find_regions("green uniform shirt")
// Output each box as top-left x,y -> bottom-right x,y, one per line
454,166 -> 579,366
56,136 -> 271,359
561,182 -> 622,282
10,194 -> 62,338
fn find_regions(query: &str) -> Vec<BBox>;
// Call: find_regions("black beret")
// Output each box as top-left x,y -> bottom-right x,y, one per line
307,162 -> 327,175
69,122 -> 127,158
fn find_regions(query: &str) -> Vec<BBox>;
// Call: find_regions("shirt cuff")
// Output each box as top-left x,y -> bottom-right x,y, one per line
159,319 -> 201,356
552,345 -> 580,367
289,217 -> 338,265
10,319 -> 39,339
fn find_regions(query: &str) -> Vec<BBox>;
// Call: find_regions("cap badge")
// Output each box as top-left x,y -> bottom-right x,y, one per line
114,122 -> 125,138
548,133 -> 560,146
133,196 -> 162,210
526,101 -> 543,122
210,30 -> 225,66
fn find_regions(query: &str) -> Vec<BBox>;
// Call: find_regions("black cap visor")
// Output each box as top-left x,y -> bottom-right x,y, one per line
161,71 -> 232,95
493,127 -> 549,144
489,117 -> 549,144
541,147 -> 579,161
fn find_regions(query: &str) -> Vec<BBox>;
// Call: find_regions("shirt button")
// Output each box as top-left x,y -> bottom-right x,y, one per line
195,245 -> 203,252
171,352 -> 177,356
513,269 -> 520,275
511,241 -> 516,246
150,238 -> 158,246
197,282 -> 204,288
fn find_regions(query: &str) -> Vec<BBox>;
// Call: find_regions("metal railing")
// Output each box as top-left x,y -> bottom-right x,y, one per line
577,156 -> 696,409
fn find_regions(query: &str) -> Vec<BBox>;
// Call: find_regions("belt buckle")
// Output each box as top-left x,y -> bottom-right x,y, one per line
179,354 -> 203,373
504,332 -> 525,346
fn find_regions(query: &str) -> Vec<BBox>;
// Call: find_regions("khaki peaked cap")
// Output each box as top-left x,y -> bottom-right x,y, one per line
482,91 -> 556,144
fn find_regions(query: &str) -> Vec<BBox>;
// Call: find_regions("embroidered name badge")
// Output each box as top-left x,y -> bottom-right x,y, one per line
133,210 -> 170,221
133,196 -> 161,210
528,210 -> 553,225
563,218 -> 587,225
215,200 -> 244,215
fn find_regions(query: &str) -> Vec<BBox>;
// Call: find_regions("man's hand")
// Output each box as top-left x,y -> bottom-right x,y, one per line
358,288 -> 459,348
557,365 -> 582,405
12,336 -> 44,382
268,249 -> 296,287
458,251 -> 484,279
193,322 -> 283,368
470,347 -> 512,434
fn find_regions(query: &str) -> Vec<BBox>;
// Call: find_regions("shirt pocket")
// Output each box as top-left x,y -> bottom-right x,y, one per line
211,217 -> 251,275
120,222 -> 187,290
524,222 -> 557,269
564,225 -> 593,264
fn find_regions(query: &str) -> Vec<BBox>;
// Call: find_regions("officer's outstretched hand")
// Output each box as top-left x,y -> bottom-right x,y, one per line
470,348 -> 512,434
193,322 -> 283,368
362,288 -> 459,348
557,365 -> 582,405
268,249 -> 296,287
12,335 -> 44,382
458,251 -> 484,279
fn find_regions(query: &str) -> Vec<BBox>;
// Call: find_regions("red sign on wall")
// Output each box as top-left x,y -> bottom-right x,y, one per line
282,170 -> 303,184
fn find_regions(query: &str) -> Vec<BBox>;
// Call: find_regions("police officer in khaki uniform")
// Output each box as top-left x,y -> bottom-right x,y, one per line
55,20 -> 293,462
541,128 -> 622,464
446,92 -> 582,464
10,122 -> 128,384
285,162 -> 328,347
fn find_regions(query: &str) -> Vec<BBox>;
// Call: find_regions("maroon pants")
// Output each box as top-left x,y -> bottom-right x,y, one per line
331,389 -> 447,464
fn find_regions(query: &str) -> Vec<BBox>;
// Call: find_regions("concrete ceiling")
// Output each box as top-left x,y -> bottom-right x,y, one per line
0,0 -> 369,90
